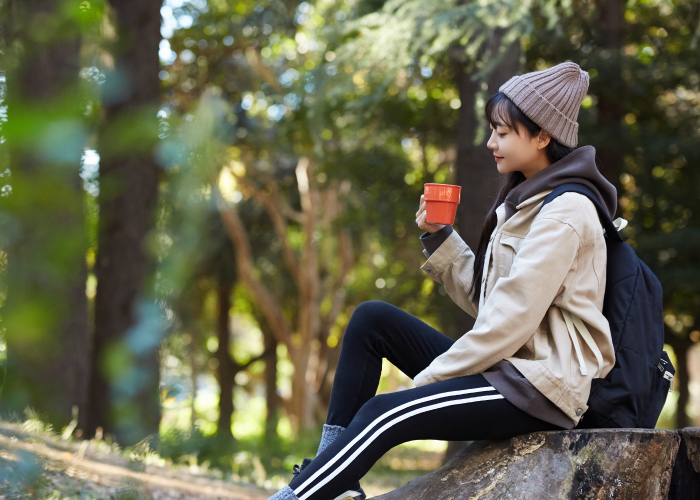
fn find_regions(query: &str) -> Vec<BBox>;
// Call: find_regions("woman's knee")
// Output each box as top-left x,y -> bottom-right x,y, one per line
354,393 -> 395,423
342,301 -> 388,344
350,393 -> 410,450
349,301 -> 393,330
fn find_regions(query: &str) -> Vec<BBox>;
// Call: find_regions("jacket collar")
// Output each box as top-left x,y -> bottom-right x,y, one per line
497,190 -> 553,235
515,190 -> 553,210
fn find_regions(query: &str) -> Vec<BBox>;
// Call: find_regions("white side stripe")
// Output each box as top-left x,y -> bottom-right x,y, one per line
294,385 -> 499,496
297,393 -> 505,500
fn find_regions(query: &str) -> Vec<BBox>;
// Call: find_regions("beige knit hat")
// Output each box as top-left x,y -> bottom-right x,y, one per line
499,61 -> 590,148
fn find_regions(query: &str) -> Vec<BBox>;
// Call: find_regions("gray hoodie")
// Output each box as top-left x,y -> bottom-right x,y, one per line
504,145 -> 617,221
420,145 -> 617,429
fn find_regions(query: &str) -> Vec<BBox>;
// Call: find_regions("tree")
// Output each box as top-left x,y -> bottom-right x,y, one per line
86,0 -> 164,445
0,0 -> 91,430
212,151 -> 356,431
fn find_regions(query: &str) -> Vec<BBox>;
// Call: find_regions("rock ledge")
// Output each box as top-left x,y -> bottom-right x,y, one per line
371,427 -> 700,500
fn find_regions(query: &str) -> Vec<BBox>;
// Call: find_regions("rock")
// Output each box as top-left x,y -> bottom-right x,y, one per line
370,429 -> 681,500
668,427 -> 700,499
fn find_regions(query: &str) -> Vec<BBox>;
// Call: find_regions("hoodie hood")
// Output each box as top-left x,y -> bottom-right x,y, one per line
503,145 -> 617,221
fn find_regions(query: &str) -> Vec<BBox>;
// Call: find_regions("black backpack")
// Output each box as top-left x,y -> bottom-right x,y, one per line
540,184 -> 675,429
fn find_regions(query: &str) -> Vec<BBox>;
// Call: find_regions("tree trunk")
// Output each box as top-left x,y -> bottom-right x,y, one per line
443,28 -> 520,465
452,27 -> 520,330
675,341 -> 690,430
263,326 -> 279,446
189,331 -> 198,432
373,429 -> 680,500
216,280 -> 236,441
595,0 -> 625,191
668,427 -> 700,500
453,27 -> 521,257
0,0 -> 90,430
290,346 -> 313,432
86,0 -> 162,446
317,339 -> 342,420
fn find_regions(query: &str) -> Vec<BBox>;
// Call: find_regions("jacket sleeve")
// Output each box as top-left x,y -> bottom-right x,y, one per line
413,214 -> 580,387
419,227 -> 479,319
420,225 -> 454,255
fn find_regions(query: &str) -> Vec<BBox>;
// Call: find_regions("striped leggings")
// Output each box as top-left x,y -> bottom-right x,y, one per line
289,301 -> 566,500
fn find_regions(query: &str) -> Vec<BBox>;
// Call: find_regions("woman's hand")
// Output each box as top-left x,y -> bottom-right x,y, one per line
416,194 -> 447,233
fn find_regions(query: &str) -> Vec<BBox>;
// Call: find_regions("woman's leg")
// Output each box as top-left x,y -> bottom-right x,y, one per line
326,300 -> 455,429
279,374 -> 566,500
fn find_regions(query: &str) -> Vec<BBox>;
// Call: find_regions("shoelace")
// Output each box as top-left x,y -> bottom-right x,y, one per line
293,458 -> 312,479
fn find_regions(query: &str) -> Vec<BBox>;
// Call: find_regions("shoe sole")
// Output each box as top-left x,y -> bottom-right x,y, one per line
332,491 -> 365,500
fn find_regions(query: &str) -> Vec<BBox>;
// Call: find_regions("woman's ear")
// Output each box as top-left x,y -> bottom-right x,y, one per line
537,130 -> 552,150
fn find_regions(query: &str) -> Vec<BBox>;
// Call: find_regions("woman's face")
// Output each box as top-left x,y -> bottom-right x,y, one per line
487,122 -> 551,178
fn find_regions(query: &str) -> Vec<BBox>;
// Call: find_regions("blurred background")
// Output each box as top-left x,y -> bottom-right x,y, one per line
0,0 -> 699,496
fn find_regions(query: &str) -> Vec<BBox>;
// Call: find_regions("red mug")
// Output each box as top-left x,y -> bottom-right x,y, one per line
424,183 -> 461,225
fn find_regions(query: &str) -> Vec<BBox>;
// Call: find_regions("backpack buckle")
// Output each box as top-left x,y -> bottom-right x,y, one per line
664,371 -> 674,392
612,217 -> 628,232
657,362 -> 664,372
604,218 -> 629,235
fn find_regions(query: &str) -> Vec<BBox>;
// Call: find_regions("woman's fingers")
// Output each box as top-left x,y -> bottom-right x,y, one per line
417,194 -> 436,231
416,195 -> 425,216
417,210 -> 432,230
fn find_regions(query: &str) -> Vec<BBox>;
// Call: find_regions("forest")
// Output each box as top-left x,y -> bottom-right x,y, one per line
0,0 -> 699,497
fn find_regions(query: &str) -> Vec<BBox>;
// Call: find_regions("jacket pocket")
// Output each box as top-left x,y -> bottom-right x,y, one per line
498,234 -> 524,276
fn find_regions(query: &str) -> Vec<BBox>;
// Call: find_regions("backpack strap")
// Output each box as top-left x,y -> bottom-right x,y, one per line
541,183 -> 622,242
541,183 -> 613,380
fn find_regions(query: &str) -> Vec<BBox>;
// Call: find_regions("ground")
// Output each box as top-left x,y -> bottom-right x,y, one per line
0,421 -> 444,499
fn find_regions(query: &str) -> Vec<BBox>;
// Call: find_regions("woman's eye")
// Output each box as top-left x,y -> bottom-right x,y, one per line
498,133 -> 506,138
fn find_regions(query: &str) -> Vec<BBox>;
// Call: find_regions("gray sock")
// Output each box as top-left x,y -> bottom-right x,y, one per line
268,485 -> 299,500
317,423 -> 345,456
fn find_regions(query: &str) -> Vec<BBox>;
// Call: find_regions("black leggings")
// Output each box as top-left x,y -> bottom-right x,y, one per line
289,301 -> 566,500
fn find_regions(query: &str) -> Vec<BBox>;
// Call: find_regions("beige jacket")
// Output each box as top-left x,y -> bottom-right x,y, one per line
414,190 -> 616,426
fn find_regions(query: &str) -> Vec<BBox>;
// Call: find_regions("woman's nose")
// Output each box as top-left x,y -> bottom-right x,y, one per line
487,135 -> 496,150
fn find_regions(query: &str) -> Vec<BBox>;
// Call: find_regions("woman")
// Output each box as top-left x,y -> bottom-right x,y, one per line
268,61 -> 617,500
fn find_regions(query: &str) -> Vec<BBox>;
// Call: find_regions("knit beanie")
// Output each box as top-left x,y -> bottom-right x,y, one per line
499,61 -> 590,148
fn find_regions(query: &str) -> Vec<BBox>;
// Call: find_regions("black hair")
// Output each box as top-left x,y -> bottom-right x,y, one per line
468,92 -> 575,304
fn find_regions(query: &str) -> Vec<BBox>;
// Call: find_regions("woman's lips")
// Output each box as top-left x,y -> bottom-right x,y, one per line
495,156 -> 504,162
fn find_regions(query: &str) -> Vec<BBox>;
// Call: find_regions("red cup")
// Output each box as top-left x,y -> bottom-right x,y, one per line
424,183 -> 461,225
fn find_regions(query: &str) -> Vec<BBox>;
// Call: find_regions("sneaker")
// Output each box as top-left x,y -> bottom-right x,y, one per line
292,457 -> 314,479
330,489 -> 366,500
291,458 -> 366,500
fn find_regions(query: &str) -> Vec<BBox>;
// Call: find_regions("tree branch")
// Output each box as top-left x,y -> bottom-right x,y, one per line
212,183 -> 294,351
231,172 -> 301,283
293,156 -> 322,364
233,347 -> 272,374
245,46 -> 284,91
